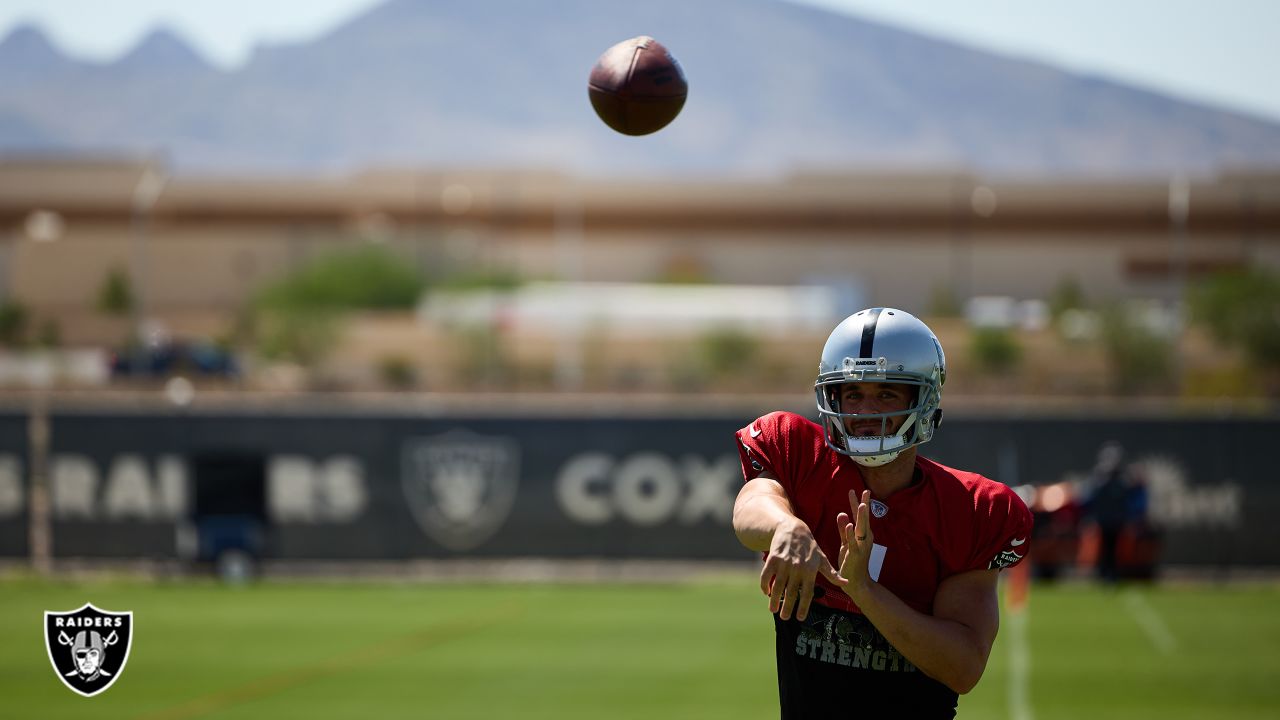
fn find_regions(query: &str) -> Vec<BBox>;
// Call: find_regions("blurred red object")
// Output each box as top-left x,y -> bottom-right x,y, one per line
1029,481 -> 1083,580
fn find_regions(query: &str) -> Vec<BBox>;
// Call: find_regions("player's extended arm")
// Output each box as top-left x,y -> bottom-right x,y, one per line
837,490 -> 999,694
733,473 -> 845,622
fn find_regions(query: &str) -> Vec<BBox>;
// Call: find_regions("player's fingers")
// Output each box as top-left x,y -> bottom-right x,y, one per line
856,490 -> 871,543
768,566 -> 787,613
818,553 -> 847,586
796,572 -> 817,621
779,571 -> 803,620
836,513 -> 853,548
840,515 -> 855,537
760,559 -> 777,596
848,490 -> 863,540
861,490 -> 876,543
841,522 -> 858,567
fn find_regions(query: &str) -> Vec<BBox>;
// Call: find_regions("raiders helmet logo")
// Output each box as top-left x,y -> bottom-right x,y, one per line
401,430 -> 520,551
44,603 -> 133,697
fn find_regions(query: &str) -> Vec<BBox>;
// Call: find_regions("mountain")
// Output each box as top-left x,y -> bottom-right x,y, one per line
112,27 -> 212,75
2,0 -> 1278,177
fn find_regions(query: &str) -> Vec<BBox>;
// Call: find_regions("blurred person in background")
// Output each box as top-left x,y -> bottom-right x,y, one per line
1083,441 -> 1155,582
731,307 -> 1033,719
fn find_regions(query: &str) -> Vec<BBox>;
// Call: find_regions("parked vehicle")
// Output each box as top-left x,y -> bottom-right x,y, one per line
109,340 -> 239,378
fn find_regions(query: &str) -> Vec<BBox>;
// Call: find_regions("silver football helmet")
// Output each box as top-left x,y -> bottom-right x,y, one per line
815,308 -> 946,467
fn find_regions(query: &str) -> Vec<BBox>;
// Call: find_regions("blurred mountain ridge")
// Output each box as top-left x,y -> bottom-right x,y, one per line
3,0 -> 1279,177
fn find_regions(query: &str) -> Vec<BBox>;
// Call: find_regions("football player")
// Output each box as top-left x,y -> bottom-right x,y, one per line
732,307 -> 1032,718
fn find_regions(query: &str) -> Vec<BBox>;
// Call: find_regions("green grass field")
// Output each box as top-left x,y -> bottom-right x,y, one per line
2,573 -> 1278,719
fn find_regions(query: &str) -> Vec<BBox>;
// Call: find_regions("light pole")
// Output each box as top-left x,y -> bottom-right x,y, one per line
19,208 -> 65,576
1169,174 -> 1190,392
130,163 -> 167,364
1168,174 -> 1190,305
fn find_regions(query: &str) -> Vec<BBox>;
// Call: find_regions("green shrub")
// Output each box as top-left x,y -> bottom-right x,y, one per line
256,246 -> 424,311
969,327 -> 1022,374
252,307 -> 340,366
378,355 -> 418,389
247,246 -> 425,366
1048,275 -> 1086,322
434,268 -> 523,293
698,327 -> 760,375
0,301 -> 28,346
1189,268 -> 1280,370
35,318 -> 61,348
670,327 -> 761,391
450,324 -> 510,388
1099,305 -> 1175,394
97,267 -> 134,316
927,284 -> 962,318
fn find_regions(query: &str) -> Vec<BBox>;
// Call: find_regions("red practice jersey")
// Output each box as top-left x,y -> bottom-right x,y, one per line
736,410 -> 1032,615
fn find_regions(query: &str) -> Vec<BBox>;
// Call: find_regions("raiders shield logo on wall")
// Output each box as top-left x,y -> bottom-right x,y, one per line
402,430 -> 520,551
44,603 -> 133,697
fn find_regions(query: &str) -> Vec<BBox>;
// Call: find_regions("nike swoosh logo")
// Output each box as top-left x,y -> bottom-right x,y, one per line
1010,538 -> 1026,547
749,425 -> 762,438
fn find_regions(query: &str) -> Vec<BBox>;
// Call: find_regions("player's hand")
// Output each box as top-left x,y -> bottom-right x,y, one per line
837,490 -> 875,601
761,517 -> 846,622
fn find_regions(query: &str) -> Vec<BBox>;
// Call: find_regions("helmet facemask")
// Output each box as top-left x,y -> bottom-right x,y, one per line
816,372 -> 941,467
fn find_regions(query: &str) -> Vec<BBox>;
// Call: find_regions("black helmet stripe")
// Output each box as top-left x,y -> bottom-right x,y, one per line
859,307 -> 883,358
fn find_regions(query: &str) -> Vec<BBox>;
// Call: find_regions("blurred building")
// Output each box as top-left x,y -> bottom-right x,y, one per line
1,155 -> 1278,348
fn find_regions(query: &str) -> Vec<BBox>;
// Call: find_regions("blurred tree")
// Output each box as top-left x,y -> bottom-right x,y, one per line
927,283 -> 962,318
450,323 -> 511,388
969,327 -> 1022,374
378,354 -> 418,389
700,327 -> 760,376
1099,304 -> 1175,394
258,245 -> 424,310
96,267 -> 134,315
0,300 -> 28,346
1189,269 -> 1280,371
671,327 -> 761,391
252,307 -> 340,366
1048,275 -> 1086,322
249,245 -> 425,367
35,318 -> 61,348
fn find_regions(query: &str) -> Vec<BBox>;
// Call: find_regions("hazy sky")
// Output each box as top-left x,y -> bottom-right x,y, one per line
1,0 -> 1277,121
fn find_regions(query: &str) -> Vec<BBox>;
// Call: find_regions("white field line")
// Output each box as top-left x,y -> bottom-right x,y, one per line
1122,588 -> 1178,654
1007,608 -> 1034,720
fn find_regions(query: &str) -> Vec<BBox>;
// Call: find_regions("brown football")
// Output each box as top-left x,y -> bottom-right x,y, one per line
588,36 -> 688,136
